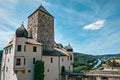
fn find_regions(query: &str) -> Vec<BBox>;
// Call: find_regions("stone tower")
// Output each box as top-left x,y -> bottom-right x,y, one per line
27,5 -> 54,51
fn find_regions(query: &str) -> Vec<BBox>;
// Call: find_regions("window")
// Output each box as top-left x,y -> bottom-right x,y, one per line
24,45 -> 26,52
33,46 -> 37,52
6,67 -> 8,72
70,55 -> 72,60
24,58 -> 26,65
69,66 -> 70,70
16,58 -> 21,65
51,58 -> 53,63
17,45 -> 21,51
8,58 -> 9,62
33,58 -> 35,64
5,49 -> 8,54
9,48 -> 11,53
28,70 -> 31,73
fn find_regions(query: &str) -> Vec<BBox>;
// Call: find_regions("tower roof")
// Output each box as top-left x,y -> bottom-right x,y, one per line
28,5 -> 53,18
16,24 -> 28,37
65,44 -> 73,52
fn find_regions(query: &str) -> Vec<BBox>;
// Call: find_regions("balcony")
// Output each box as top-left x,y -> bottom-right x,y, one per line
13,67 -> 25,73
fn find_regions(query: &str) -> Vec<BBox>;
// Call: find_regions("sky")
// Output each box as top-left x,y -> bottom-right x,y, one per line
0,0 -> 120,55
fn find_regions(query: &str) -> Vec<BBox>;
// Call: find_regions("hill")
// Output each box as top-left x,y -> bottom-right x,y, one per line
97,53 -> 120,60
74,52 -> 97,67
73,52 -> 98,72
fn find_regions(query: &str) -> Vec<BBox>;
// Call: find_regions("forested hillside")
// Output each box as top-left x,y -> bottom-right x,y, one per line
73,53 -> 97,72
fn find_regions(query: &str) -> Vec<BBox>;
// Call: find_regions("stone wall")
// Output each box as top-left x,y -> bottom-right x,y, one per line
28,7 -> 54,51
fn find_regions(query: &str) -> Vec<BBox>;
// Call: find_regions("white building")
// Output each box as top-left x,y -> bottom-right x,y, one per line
1,5 -> 74,80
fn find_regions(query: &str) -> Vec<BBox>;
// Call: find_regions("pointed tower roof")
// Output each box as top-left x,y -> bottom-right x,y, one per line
28,5 -> 53,18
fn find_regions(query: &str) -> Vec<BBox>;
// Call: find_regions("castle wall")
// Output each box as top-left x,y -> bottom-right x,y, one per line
42,55 -> 73,80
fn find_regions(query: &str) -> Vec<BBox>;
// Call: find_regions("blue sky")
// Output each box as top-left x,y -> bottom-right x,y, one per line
0,0 -> 120,55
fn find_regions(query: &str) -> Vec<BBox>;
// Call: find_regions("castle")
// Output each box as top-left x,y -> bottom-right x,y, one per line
1,5 -> 74,80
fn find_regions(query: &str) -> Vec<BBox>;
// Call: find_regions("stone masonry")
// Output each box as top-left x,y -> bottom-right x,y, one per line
27,5 -> 54,51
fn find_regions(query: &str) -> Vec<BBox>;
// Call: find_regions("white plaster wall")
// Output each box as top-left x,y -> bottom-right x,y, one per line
1,37 -> 18,80
25,44 -> 42,80
42,56 -> 59,80
59,56 -> 72,72
1,37 -> 42,80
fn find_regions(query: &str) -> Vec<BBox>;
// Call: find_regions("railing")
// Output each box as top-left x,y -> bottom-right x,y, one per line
62,70 -> 120,78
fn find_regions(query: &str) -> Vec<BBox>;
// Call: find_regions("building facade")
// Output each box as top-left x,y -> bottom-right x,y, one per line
1,5 -> 74,80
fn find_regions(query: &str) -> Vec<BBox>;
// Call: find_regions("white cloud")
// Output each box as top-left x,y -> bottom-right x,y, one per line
83,19 -> 106,30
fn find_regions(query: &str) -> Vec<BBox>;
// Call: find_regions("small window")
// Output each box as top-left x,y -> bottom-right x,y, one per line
5,49 -> 8,54
51,58 -> 53,63
33,46 -> 37,52
24,58 -> 26,65
33,58 -> 35,64
70,55 -> 72,60
8,59 -> 9,62
24,45 -> 26,51
17,45 -> 21,51
16,58 -> 21,65
69,66 -> 70,70
28,70 -> 31,73
6,67 -> 8,72
9,48 -> 11,53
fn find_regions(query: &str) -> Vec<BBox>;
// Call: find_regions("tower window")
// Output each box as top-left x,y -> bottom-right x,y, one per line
51,58 -> 53,63
33,46 -> 37,52
33,58 -> 35,64
17,45 -> 21,51
16,58 -> 21,65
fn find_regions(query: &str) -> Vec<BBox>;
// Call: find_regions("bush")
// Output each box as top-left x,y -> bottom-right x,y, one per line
34,60 -> 44,80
